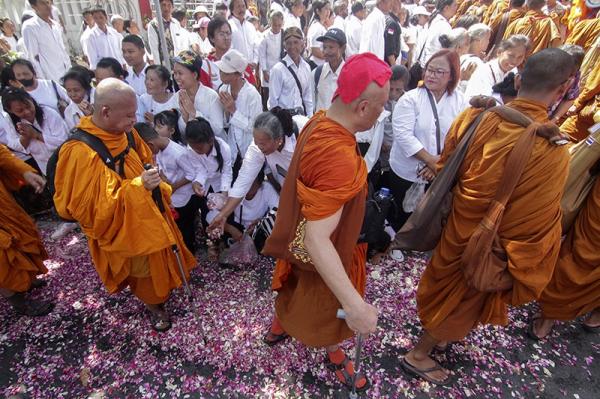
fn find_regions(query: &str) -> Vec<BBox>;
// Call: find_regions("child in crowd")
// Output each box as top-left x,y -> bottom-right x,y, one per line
95,57 -> 128,83
135,122 -> 199,253
62,66 -> 95,130
154,109 -> 183,144
122,34 -> 148,96
138,65 -> 177,123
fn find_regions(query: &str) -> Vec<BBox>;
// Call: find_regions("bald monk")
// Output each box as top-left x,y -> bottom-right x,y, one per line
503,0 -> 562,54
565,15 -> 600,52
487,0 -> 526,54
0,145 -> 53,316
529,161 -> 600,340
53,79 -> 196,332
260,53 -> 391,392
401,48 -> 574,385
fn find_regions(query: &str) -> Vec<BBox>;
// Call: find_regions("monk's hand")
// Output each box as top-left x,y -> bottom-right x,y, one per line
192,182 -> 205,197
23,171 -> 46,194
141,167 -> 161,191
469,95 -> 497,109
344,301 -> 378,335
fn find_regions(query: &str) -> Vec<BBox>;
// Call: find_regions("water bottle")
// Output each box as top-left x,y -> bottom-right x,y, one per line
375,187 -> 392,202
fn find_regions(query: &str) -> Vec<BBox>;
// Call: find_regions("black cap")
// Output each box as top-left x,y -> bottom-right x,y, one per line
316,28 -> 347,46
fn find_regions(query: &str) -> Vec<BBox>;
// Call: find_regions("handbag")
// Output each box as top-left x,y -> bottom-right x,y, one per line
560,123 -> 600,231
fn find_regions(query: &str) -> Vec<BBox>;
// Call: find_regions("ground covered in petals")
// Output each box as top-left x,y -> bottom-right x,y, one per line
1,216 -> 599,398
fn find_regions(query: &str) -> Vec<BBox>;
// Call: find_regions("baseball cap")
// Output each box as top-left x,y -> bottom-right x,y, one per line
413,6 -> 431,16
317,28 -> 347,46
215,49 -> 248,74
333,53 -> 392,104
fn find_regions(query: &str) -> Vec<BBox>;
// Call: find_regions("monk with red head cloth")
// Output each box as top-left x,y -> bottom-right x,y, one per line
262,53 -> 392,392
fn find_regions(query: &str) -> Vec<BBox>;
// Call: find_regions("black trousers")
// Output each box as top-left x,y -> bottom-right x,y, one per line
387,172 -> 416,232
175,195 -> 202,254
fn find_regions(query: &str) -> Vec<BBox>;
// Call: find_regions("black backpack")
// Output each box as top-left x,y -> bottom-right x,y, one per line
46,128 -> 136,199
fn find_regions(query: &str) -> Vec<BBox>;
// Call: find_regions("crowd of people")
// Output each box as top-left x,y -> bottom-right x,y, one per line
0,0 -> 599,391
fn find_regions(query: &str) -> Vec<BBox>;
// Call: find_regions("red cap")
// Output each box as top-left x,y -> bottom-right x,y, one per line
333,53 -> 392,104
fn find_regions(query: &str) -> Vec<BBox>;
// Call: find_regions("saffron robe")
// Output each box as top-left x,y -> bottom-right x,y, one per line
503,10 -> 562,55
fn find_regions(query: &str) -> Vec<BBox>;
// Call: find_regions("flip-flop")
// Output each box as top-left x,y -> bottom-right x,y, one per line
432,342 -> 452,354
400,357 -> 452,386
263,331 -> 289,346
582,322 -> 600,333
326,353 -> 370,393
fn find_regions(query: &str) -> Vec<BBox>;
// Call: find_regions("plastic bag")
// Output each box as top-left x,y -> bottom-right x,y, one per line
402,181 -> 426,213
219,234 -> 258,265
207,193 -> 227,210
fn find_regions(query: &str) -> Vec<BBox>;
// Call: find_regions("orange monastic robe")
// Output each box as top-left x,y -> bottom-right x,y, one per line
539,177 -> 600,320
417,99 -> 568,342
483,0 -> 509,24
53,117 -> 196,305
503,10 -> 562,54
488,8 -> 526,50
0,145 -> 48,292
265,111 -> 368,348
566,18 -> 600,52
560,61 -> 600,142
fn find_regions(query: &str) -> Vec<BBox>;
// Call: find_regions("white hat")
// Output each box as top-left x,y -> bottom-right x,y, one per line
193,5 -> 210,17
215,49 -> 248,74
110,14 -> 124,23
413,6 -> 431,16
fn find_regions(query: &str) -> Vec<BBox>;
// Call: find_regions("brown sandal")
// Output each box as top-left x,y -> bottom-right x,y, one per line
326,352 -> 370,392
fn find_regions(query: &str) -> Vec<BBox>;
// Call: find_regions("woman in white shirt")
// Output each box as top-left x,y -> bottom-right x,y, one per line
138,65 -> 177,123
207,108 -> 301,236
0,18 -> 18,52
458,23 -> 492,93
62,67 -> 95,131
389,49 -> 466,231
307,1 -> 332,67
1,87 -> 69,175
172,51 -> 225,140
10,58 -> 70,116
419,0 -> 457,65
464,34 -> 530,100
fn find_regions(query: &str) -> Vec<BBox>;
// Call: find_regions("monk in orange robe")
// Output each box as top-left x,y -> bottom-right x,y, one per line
53,79 -> 196,332
260,54 -> 391,392
0,145 -> 53,316
487,0 -> 526,53
503,0 -> 562,54
565,16 -> 600,52
482,0 -> 509,24
560,60 -> 600,142
401,49 -> 574,385
529,174 -> 600,339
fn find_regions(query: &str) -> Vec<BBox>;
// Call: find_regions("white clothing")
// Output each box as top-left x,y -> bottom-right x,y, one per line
359,7 -> 386,60
420,14 -> 452,65
258,28 -> 283,87
270,2 -> 286,14
229,133 -> 297,198
173,85 -> 225,139
307,21 -> 327,66
156,140 -> 194,208
332,16 -> 346,31
390,87 -> 466,182
19,106 -> 69,175
63,102 -> 85,131
229,17 -> 259,64
356,110 -> 390,173
458,54 -> 485,93
284,13 -> 302,30
233,183 -> 280,228
84,25 -> 125,69
345,15 -> 363,57
219,81 -> 263,162
0,111 -> 30,160
190,34 -> 214,55
0,34 -> 17,51
137,93 -> 179,122
201,58 -> 222,90
22,15 -> 70,82
410,24 -> 427,66
268,55 -> 314,116
184,137 -> 233,193
147,18 -> 190,64
464,58 -> 512,100
27,79 -> 70,114
125,63 -> 148,96
313,61 -> 344,112
80,26 -> 93,59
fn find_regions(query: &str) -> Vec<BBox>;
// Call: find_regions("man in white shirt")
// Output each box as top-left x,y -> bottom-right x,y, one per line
268,27 -> 314,116
122,35 -> 148,96
313,28 -> 346,112
84,7 -> 126,70
21,0 -> 71,82
259,11 -> 285,107
345,1 -> 366,57
80,8 -> 95,63
332,0 -> 349,31
359,0 -> 393,60
148,0 -> 191,65
229,0 -> 260,67
419,0 -> 457,65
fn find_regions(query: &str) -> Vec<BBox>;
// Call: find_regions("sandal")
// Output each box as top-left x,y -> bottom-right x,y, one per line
582,318 -> 600,333
263,331 -> 289,346
326,351 -> 370,393
7,293 -> 54,317
432,342 -> 452,354
400,357 -> 452,386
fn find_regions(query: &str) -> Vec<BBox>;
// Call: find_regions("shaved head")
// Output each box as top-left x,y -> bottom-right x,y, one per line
520,48 -> 574,94
92,78 -> 138,134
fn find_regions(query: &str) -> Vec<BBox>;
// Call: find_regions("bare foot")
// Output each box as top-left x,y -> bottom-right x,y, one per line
404,350 -> 450,383
583,309 -> 600,328
531,318 -> 555,340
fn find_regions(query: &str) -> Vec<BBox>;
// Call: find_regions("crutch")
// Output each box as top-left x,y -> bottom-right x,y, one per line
144,164 -> 206,341
337,309 -> 364,399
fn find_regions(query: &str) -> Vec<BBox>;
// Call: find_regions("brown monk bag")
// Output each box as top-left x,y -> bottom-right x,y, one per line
393,105 -> 559,292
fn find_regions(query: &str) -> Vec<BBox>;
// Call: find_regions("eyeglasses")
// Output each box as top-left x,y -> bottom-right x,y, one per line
424,68 -> 450,77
